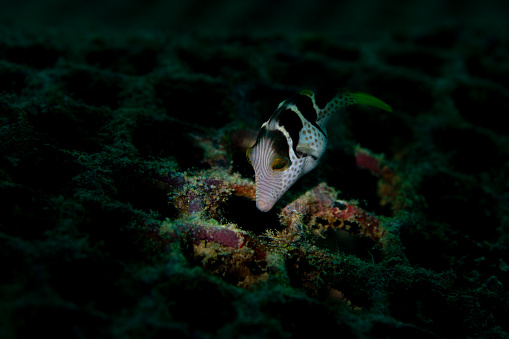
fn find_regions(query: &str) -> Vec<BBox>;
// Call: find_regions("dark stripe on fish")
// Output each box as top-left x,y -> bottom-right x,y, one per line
291,93 -> 327,138
250,126 -> 291,160
266,129 -> 291,159
277,108 -> 302,156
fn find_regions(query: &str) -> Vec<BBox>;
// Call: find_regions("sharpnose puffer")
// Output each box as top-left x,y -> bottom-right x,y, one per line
246,89 -> 392,212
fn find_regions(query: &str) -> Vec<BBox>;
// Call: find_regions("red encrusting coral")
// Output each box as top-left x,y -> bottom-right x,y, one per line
330,202 -> 384,243
152,170 -> 255,218
173,222 -> 245,248
355,146 -> 405,212
282,183 -> 393,252
161,219 -> 270,288
355,147 -> 384,176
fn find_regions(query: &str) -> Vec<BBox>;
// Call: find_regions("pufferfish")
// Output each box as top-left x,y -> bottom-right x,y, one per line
246,89 -> 392,212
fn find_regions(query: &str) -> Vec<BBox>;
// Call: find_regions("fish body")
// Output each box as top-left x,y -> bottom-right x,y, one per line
247,89 -> 392,212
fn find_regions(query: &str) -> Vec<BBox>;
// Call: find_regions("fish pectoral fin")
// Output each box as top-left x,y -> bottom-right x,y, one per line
296,144 -> 314,157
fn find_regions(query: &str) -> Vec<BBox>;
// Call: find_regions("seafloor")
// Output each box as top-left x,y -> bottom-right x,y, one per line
1,3 -> 509,338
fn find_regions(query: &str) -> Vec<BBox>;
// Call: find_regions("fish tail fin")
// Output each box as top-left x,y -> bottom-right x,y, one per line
350,91 -> 392,112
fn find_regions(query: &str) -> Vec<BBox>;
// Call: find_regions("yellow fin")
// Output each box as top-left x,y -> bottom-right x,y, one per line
351,92 -> 392,112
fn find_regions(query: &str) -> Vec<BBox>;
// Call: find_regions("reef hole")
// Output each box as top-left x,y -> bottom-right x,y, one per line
322,150 -> 393,217
452,83 -> 509,135
221,195 -> 282,234
61,68 -> 122,109
324,228 -> 381,262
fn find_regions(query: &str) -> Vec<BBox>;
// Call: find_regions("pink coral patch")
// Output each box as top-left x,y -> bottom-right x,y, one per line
355,148 -> 383,176
176,223 -> 245,248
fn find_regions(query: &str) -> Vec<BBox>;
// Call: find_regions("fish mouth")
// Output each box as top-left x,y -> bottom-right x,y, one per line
255,176 -> 281,212
256,199 -> 273,212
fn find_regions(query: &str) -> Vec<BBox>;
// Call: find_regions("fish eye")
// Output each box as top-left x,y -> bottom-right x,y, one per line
272,158 -> 288,171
